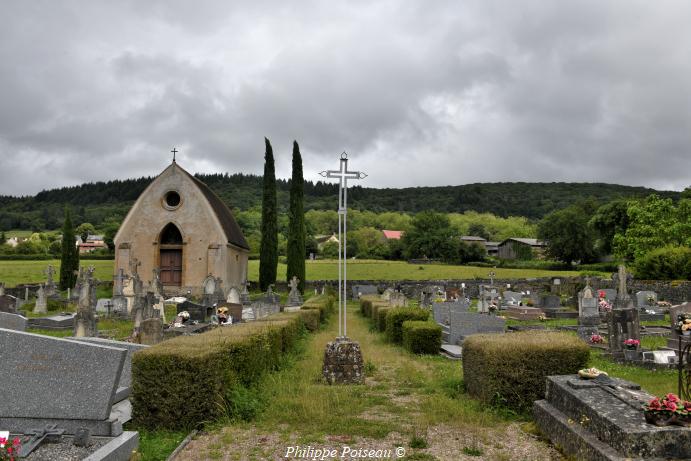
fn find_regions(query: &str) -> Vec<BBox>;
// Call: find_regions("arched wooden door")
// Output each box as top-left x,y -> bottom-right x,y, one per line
159,223 -> 183,286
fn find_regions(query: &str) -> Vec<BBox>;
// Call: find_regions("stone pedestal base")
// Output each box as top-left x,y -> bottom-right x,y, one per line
283,306 -> 301,313
322,337 -> 364,385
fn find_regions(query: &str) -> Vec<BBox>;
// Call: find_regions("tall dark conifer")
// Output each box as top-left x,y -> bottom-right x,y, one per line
259,138 -> 278,291
286,141 -> 306,292
59,206 -> 79,290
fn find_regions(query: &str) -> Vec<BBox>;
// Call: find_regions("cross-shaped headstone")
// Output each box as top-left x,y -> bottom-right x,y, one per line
489,269 -> 496,286
320,152 -> 367,338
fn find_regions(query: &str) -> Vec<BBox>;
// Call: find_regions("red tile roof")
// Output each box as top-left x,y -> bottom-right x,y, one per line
382,230 -> 403,240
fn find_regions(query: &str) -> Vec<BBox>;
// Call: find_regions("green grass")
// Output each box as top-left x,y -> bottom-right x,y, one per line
0,259 -> 592,287
249,259 -> 588,282
0,259 -> 113,286
130,429 -> 189,461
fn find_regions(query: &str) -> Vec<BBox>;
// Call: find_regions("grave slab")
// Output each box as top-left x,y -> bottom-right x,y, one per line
0,328 -> 127,436
0,311 -> 27,331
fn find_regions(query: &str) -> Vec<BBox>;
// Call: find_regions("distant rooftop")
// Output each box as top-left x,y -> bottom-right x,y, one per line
500,237 -> 545,247
382,230 -> 403,240
461,235 -> 487,242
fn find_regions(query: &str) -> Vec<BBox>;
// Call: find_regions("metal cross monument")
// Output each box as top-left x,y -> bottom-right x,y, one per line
320,152 -> 367,337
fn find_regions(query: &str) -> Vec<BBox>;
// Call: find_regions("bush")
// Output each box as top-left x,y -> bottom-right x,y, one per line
462,331 -> 589,413
131,306 -> 323,430
301,295 -> 335,324
385,307 -> 429,344
402,321 -> 441,354
634,245 -> 691,280
359,295 -> 379,317
376,307 -> 392,332
370,301 -> 390,322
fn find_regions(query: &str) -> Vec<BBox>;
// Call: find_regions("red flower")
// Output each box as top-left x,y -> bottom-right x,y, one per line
12,437 -> 20,446
664,400 -> 678,412
666,393 -> 680,403
647,398 -> 662,410
0,437 -> 6,446
598,290 -> 606,298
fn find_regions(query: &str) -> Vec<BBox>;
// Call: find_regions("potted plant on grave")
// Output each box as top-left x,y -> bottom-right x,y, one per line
0,436 -> 21,461
643,393 -> 691,427
676,313 -> 691,336
623,338 -> 640,361
590,334 -> 604,345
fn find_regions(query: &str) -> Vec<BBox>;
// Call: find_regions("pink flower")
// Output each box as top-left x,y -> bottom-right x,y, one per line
0,437 -> 6,446
12,437 -> 20,446
648,398 -> 662,410
664,400 -> 678,412
684,401 -> 691,412
666,393 -> 680,403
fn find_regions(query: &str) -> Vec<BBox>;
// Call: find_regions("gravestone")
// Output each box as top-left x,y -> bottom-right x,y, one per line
478,285 -> 498,314
502,290 -> 523,307
540,294 -> 561,309
227,286 -> 241,304
71,337 -> 148,401
74,268 -> 98,338
0,294 -> 17,313
0,328 -> 128,436
597,288 -> 617,303
667,302 -> 691,351
577,283 -> 600,340
0,311 -> 27,331
213,276 -> 225,305
33,284 -> 48,314
352,284 -> 378,300
534,374 -> 691,460
446,312 -> 505,345
285,276 -> 304,310
27,313 -> 75,330
201,275 -> 217,306
44,265 -> 57,297
635,290 -> 658,309
607,265 -> 640,357
240,279 -> 251,305
389,291 -> 407,307
433,300 -> 470,325
216,302 -> 243,323
381,287 -> 395,301
177,300 -> 213,323
139,318 -> 163,345
259,284 -> 280,306
96,298 -> 113,314
112,268 -> 129,316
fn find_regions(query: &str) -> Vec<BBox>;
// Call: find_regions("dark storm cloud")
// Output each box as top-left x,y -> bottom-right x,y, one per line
0,0 -> 689,196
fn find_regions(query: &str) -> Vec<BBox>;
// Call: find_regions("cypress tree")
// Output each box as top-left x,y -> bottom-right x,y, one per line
259,137 -> 278,291
59,206 -> 80,290
286,140 -> 306,292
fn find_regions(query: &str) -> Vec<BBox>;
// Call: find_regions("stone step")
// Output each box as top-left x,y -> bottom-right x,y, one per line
541,375 -> 691,459
533,400 -> 653,461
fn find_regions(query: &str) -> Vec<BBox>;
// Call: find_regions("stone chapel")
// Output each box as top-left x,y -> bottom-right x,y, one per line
113,159 -> 249,299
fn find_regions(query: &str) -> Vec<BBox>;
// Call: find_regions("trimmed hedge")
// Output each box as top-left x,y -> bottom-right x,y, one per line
131,297 -> 333,430
385,307 -> 429,344
370,301 -> 390,322
376,307 -> 392,332
359,295 -> 380,317
462,331 -> 589,413
301,295 -> 336,324
402,321 -> 442,354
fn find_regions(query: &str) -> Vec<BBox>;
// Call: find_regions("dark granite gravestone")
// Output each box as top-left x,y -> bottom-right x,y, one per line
0,328 -> 128,436
534,374 -> 691,460
177,300 -> 213,323
0,311 -> 27,331
541,294 -> 561,309
71,337 -> 148,402
352,284 -> 378,300
0,294 -> 17,313
445,312 -> 505,345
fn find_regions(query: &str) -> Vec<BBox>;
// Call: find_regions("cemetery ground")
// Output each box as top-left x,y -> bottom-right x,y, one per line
0,259 -> 588,286
172,302 -> 676,461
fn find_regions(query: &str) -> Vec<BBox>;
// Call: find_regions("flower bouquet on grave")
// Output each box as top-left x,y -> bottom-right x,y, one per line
646,294 -> 656,307
598,299 -> 612,313
589,334 -> 604,344
623,338 -> 640,350
537,314 -> 547,322
172,310 -> 190,328
0,436 -> 21,461
675,313 -> 691,336
578,367 -> 608,379
643,394 -> 691,427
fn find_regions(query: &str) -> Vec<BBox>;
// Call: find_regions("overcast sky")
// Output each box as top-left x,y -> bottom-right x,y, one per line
0,1 -> 689,196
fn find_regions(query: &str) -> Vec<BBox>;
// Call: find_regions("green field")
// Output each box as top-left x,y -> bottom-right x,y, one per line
0,259 -> 589,287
